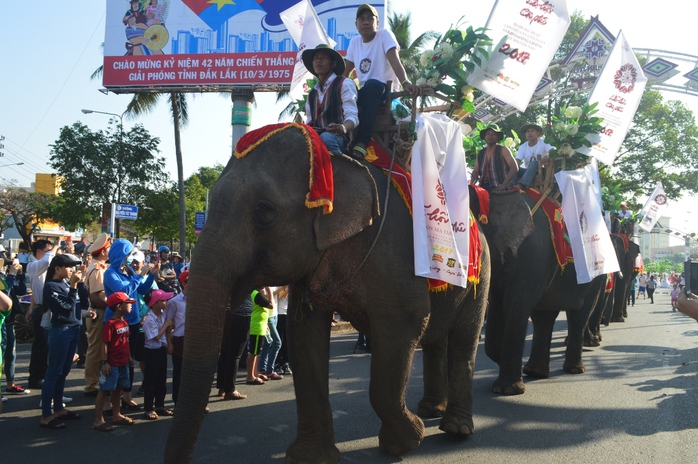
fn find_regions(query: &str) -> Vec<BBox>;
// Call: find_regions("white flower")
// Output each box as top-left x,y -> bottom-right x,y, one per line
416,77 -> 427,86
559,143 -> 574,156
420,50 -> 435,66
555,122 -> 566,133
461,85 -> 474,102
565,106 -> 583,119
502,137 -> 515,148
435,42 -> 454,58
426,77 -> 439,87
431,70 -> 442,79
566,123 -> 579,136
608,195 -> 616,201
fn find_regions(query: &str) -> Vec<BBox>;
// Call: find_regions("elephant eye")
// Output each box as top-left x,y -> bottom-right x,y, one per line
253,199 -> 277,227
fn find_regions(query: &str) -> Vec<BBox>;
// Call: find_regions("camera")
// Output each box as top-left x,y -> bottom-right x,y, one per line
686,260 -> 698,297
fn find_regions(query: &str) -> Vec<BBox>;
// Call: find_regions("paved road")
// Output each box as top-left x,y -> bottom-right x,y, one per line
2,288 -> 697,463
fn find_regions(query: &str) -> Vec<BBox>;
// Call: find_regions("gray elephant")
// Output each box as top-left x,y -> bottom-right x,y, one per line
164,125 -> 490,463
472,189 -> 608,395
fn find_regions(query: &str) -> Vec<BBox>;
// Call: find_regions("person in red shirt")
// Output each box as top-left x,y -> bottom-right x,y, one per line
93,292 -> 136,431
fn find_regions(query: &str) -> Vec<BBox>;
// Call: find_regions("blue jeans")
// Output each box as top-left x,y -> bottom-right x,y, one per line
320,131 -> 346,154
2,321 -> 16,384
356,79 -> 388,147
259,316 -> 281,374
510,158 -> 539,189
41,325 -> 79,418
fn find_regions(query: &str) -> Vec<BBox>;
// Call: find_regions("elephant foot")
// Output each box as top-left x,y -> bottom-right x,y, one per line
439,413 -> 474,436
286,441 -> 340,464
583,337 -> 600,347
563,360 -> 586,374
610,317 -> 625,323
492,377 -> 525,395
378,413 -> 425,456
417,398 -> 447,418
601,318 -> 609,327
523,362 -> 549,379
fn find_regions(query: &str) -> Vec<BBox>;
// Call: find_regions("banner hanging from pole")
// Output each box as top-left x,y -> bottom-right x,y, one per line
577,31 -> 648,165
280,0 -> 336,100
638,182 -> 669,232
467,0 -> 570,112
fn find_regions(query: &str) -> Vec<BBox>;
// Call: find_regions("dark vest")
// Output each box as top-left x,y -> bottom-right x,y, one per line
477,145 -> 508,190
308,76 -> 346,129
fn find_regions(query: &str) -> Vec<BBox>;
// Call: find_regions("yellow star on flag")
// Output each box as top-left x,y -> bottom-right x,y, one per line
208,0 -> 236,11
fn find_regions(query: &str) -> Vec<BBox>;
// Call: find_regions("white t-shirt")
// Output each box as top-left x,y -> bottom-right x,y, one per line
345,28 -> 400,90
516,139 -> 554,168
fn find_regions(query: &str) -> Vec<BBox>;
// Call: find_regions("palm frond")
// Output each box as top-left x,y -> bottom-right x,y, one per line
125,93 -> 163,119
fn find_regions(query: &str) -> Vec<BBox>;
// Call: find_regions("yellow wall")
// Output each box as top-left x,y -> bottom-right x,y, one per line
34,173 -> 62,195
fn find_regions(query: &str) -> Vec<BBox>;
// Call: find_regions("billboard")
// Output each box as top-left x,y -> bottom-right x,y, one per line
103,0 -> 385,91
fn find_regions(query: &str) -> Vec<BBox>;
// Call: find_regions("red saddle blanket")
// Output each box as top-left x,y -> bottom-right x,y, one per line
365,141 -> 482,292
524,188 -> 573,269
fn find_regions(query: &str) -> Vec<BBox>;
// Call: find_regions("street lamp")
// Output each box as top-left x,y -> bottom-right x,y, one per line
0,162 -> 24,168
81,108 -> 124,131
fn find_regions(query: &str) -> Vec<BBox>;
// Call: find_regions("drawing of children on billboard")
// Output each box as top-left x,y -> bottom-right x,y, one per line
123,0 -> 169,56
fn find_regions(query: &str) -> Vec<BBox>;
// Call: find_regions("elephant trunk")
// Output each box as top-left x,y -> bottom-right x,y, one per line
163,233 -> 245,462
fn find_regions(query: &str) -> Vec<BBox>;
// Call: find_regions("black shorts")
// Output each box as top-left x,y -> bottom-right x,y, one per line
248,334 -> 265,356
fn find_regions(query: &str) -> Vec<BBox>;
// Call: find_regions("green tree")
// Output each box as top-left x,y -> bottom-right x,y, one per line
133,184 -> 179,244
388,9 -> 437,82
48,121 -> 167,231
0,187 -> 61,247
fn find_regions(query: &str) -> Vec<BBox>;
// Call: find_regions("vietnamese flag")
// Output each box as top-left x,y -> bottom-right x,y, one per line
182,0 -> 264,29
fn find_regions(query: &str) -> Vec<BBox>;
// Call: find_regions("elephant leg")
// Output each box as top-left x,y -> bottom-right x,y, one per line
285,291 -> 339,464
418,340 -> 448,418
523,310 -> 558,378
369,310 -> 427,456
439,307 -> 485,436
491,297 -> 532,395
563,309 -> 588,374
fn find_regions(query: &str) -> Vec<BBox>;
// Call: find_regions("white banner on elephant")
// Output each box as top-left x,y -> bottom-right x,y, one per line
466,0 -> 570,112
577,31 -> 647,165
280,0 -> 336,101
638,182 -> 669,232
411,113 -> 471,287
556,166 -> 620,284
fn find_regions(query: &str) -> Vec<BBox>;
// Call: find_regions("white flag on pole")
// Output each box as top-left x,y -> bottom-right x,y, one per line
411,113 -> 471,288
466,0 -> 570,112
577,31 -> 648,165
638,182 -> 669,232
280,0 -> 336,101
556,166 -> 620,284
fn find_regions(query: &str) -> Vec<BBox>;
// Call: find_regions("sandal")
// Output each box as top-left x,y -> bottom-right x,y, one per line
265,372 -> 284,380
94,423 -> 114,432
40,418 -> 66,430
56,410 -> 81,420
245,378 -> 265,385
112,417 -> 135,426
121,399 -> 142,411
155,407 -> 174,416
257,373 -> 269,381
223,391 -> 247,400
350,145 -> 367,160
143,411 -> 158,420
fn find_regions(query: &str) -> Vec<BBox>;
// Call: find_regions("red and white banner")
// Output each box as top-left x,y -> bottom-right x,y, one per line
411,114 -> 471,288
280,0 -> 336,100
578,31 -> 648,165
556,165 -> 620,284
467,0 -> 570,112
638,182 -> 669,232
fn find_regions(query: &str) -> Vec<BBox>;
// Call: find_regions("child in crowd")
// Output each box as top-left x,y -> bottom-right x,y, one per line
671,284 -> 680,312
94,292 -> 136,431
142,289 -> 174,420
0,290 -> 13,413
246,287 -> 273,385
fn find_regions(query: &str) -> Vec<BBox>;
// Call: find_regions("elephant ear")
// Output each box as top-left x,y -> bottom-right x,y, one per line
489,191 -> 535,261
314,155 -> 379,250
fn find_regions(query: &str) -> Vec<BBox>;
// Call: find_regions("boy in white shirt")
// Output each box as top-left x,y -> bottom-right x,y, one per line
343,4 -> 418,159
512,124 -> 554,190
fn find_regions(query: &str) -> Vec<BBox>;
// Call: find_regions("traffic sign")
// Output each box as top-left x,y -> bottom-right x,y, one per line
195,212 -> 206,235
114,204 -> 138,220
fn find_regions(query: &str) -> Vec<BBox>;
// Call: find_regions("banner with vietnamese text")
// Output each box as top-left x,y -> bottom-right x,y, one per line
412,114 -> 471,288
638,182 -> 669,232
467,0 -> 570,112
577,31 -> 648,165
556,166 -> 620,284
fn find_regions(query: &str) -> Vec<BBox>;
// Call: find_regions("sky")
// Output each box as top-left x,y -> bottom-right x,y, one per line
1,0 -> 696,236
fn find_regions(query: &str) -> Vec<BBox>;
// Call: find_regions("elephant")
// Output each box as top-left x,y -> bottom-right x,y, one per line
585,236 -> 640,345
471,188 -> 608,395
164,124 -> 491,463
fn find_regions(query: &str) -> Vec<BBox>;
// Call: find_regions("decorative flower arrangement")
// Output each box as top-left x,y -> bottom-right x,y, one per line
462,121 -> 520,167
414,22 -> 491,118
545,102 -> 604,168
